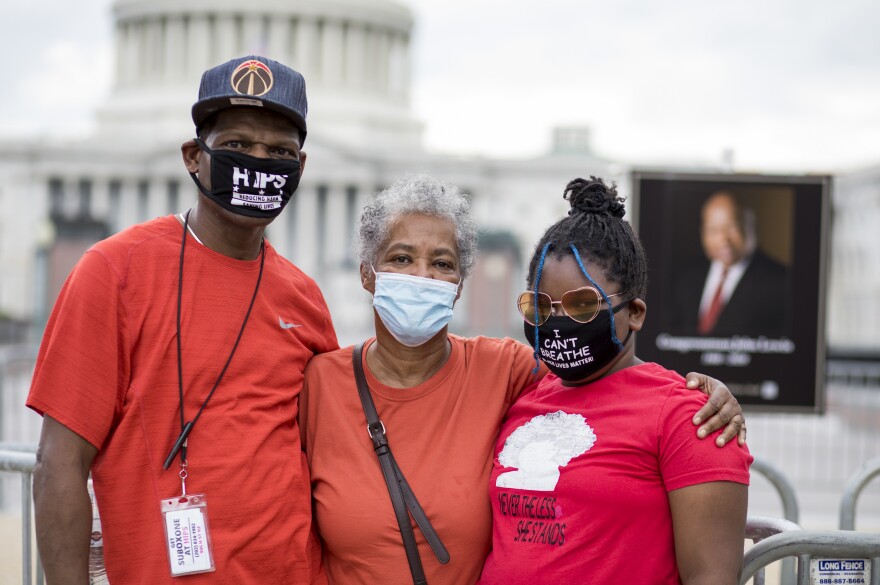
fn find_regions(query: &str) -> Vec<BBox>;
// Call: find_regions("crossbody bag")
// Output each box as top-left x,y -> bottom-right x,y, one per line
352,342 -> 450,585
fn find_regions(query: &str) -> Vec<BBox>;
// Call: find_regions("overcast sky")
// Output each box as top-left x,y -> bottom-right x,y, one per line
3,0 -> 879,173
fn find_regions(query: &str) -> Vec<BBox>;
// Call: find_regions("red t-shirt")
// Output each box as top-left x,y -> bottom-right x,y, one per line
299,336 -> 544,585
28,216 -> 338,584
479,363 -> 752,584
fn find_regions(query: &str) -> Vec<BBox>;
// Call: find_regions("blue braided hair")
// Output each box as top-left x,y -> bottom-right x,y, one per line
569,244 -> 625,349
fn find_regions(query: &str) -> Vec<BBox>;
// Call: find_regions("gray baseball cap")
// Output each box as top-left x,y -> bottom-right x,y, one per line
192,55 -> 308,144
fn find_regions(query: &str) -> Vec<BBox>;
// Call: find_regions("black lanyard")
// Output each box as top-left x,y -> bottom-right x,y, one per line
162,209 -> 265,470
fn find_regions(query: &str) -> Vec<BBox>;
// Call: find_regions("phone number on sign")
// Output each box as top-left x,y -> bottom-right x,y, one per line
818,579 -> 866,584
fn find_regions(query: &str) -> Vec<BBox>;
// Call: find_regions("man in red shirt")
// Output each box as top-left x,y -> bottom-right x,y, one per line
28,56 -> 338,584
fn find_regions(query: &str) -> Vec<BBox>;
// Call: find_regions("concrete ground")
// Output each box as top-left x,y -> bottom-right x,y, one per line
1,513 -> 36,585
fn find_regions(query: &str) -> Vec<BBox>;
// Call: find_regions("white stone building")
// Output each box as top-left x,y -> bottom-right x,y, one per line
828,167 -> 880,352
0,0 -> 618,349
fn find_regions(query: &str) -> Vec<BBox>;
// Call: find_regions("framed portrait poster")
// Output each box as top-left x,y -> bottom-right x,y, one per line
631,172 -> 830,412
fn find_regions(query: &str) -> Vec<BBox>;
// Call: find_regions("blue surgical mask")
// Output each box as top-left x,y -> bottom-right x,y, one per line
372,269 -> 460,347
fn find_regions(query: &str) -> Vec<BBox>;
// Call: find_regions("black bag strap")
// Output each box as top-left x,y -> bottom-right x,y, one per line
352,342 -> 450,585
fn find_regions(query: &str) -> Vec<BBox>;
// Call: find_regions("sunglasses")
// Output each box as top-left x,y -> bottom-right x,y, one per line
517,287 -> 630,326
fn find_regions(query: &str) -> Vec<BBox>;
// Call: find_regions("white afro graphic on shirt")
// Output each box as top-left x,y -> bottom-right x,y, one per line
496,410 -> 597,492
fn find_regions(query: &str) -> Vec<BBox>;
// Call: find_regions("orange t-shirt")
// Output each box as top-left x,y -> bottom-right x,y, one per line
28,215 -> 338,585
299,335 -> 544,585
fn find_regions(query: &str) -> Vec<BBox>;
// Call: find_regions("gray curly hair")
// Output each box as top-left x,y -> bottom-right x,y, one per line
356,174 -> 478,277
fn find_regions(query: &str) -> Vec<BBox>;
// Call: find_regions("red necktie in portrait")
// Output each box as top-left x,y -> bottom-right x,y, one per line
698,268 -> 728,335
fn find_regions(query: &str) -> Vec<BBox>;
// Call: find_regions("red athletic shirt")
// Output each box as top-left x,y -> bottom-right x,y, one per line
28,216 -> 338,584
479,363 -> 752,584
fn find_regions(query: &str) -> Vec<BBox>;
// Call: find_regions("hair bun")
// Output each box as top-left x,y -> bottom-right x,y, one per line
563,176 -> 626,219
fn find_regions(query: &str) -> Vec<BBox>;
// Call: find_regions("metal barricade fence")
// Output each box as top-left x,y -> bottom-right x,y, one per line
0,444 -> 43,585
752,456 -> 801,585
840,457 -> 880,530
746,515 -> 803,585
753,457 -> 801,524
741,530 -> 880,585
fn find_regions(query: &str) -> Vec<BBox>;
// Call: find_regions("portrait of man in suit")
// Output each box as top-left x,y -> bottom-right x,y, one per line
671,191 -> 790,336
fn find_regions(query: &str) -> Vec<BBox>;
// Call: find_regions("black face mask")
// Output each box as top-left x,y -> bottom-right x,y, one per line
189,138 -> 301,218
523,304 -> 632,383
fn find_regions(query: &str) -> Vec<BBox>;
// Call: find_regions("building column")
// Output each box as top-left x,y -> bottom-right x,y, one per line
293,17 -> 317,79
100,180 -> 121,233
293,183 -> 319,275
388,32 -> 409,102
144,17 -> 163,82
363,27 -> 378,92
188,14 -> 212,76
375,29 -> 390,97
329,183 -> 373,344
115,178 -> 138,229
321,19 -> 344,87
214,14 -> 238,64
402,33 -> 412,103
151,178 -> 173,220
324,184 -> 347,268
164,15 -> 186,83
60,178 -> 79,219
344,23 -> 366,89
344,184 -> 367,266
132,21 -> 147,85
115,21 -> 131,87
241,14 -> 265,55
267,16 -> 291,64
91,178 -> 110,221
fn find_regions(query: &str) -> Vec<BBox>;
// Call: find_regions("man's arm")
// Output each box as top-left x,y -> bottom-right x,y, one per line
669,481 -> 748,585
685,372 -> 747,447
33,415 -> 98,585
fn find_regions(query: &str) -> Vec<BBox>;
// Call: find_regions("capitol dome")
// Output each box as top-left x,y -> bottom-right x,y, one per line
97,0 -> 422,150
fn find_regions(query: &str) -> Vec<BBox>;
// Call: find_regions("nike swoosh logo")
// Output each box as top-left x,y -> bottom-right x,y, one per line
279,317 -> 302,330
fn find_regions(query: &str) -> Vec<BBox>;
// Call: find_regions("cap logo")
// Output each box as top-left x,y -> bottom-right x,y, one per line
230,60 -> 274,97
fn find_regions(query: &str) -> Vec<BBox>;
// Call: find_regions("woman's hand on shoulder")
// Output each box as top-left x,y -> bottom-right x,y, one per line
685,372 -> 746,447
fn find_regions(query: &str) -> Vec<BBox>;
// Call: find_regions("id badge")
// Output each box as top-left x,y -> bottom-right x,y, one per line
161,494 -> 216,576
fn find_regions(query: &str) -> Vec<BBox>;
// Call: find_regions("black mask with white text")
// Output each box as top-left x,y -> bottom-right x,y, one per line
523,306 -> 632,383
189,138 -> 301,218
